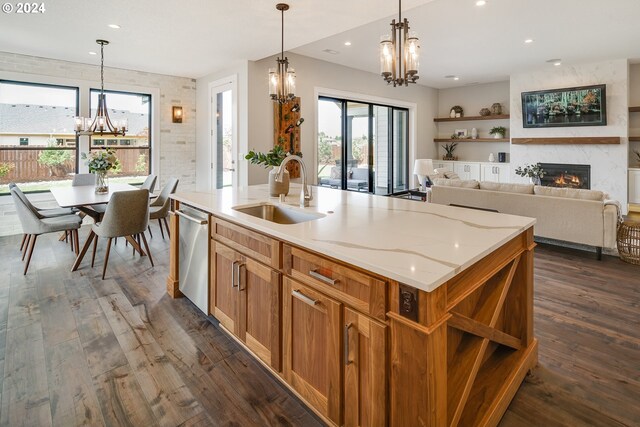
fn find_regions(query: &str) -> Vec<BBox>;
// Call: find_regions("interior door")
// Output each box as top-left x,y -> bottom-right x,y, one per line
211,79 -> 236,189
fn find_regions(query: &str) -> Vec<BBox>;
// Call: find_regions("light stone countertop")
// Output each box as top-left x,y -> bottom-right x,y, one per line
172,184 -> 536,293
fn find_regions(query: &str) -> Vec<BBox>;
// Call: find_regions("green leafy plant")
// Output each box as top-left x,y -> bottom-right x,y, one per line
245,144 -> 302,168
0,162 -> 13,179
634,149 -> 640,163
38,139 -> 72,177
515,163 -> 546,179
135,153 -> 147,173
442,142 -> 458,158
489,126 -> 507,136
81,147 -> 119,173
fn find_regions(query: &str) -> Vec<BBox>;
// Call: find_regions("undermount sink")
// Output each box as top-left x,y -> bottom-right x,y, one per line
232,202 -> 324,225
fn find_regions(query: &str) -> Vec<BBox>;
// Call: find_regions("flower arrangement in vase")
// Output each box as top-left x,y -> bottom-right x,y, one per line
515,163 -> 546,185
81,148 -> 119,194
245,144 -> 302,196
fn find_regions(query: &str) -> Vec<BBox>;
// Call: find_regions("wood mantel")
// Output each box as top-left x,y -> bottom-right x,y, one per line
511,136 -> 620,145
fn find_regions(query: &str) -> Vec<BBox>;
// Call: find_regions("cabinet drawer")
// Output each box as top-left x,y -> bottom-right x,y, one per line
283,245 -> 386,320
212,217 -> 281,269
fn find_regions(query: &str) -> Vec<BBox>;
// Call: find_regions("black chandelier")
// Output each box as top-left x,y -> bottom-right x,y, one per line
379,0 -> 420,87
268,3 -> 296,103
74,40 -> 127,136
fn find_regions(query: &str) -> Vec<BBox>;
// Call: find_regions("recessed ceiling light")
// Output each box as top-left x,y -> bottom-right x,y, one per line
554,61 -> 562,66
88,51 -> 97,55
476,0 -> 487,6
108,24 -> 120,29
524,38 -> 534,44
546,58 -> 562,66
344,41 -> 352,46
322,49 -> 339,55
444,75 -> 460,80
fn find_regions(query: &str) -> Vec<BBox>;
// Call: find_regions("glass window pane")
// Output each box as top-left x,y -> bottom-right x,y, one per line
0,81 -> 78,194
317,98 -> 343,187
346,102 -> 370,192
373,106 -> 391,195
393,109 -> 408,193
89,90 -> 151,186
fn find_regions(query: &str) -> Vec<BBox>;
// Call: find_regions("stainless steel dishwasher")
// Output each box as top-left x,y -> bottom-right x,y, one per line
177,205 -> 209,314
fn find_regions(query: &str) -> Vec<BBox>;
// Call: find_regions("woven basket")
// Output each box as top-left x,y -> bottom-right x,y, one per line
617,219 -> 640,265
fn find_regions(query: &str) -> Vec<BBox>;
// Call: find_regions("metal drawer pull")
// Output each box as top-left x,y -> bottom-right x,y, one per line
292,289 -> 318,307
231,260 -> 239,288
309,269 -> 338,286
344,323 -> 353,365
176,210 -> 208,225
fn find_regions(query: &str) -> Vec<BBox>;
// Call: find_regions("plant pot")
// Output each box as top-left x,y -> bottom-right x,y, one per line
269,167 -> 289,197
494,133 -> 504,139
443,156 -> 457,161
529,177 -> 541,185
95,170 -> 108,194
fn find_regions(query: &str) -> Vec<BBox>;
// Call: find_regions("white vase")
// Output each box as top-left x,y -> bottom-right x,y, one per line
494,133 -> 503,139
268,167 -> 289,197
488,153 -> 495,162
529,177 -> 541,185
471,128 -> 478,139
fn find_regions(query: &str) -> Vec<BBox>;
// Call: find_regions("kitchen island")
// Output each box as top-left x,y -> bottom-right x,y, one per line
167,184 -> 538,427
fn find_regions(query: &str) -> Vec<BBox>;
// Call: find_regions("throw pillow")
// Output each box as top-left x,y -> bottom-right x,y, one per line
533,186 -> 604,201
443,170 -> 460,180
480,182 -> 534,194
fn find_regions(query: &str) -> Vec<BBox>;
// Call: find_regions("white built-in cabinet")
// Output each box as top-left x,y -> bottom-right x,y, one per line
454,162 -> 482,181
629,169 -> 640,204
433,161 -> 454,171
481,164 -> 510,183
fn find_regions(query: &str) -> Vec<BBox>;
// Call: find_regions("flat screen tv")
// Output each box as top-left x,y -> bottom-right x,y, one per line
521,84 -> 606,128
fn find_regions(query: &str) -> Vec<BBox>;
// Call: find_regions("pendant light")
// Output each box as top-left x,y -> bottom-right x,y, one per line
74,40 -> 128,136
380,0 -> 420,87
268,3 -> 296,103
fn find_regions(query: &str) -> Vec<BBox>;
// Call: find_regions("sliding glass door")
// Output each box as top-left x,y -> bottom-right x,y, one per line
317,96 -> 408,195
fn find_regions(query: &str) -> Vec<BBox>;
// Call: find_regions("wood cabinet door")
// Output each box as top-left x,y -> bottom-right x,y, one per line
240,257 -> 282,371
212,243 -> 242,335
344,308 -> 387,427
283,277 -> 342,424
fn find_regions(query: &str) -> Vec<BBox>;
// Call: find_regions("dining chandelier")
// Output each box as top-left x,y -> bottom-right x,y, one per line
379,0 -> 420,87
74,40 -> 128,136
268,3 -> 296,103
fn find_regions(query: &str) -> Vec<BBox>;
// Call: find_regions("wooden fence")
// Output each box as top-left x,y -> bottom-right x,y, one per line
0,147 -> 149,184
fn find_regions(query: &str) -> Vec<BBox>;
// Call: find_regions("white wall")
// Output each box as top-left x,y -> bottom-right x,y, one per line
195,61 -> 250,191
437,81 -> 510,163
246,52 -> 438,185
509,59 -> 629,209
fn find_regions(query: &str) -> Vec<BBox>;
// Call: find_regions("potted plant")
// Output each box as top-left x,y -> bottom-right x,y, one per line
245,144 -> 302,196
442,142 -> 458,161
515,162 -> 546,185
81,147 -> 119,194
489,126 -> 507,139
634,149 -> 640,166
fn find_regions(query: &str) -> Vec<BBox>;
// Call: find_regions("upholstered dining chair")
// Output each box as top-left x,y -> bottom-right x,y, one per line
72,189 -> 152,279
9,183 -> 77,251
148,177 -> 178,239
72,173 -> 96,186
10,187 -> 82,275
141,174 -> 157,194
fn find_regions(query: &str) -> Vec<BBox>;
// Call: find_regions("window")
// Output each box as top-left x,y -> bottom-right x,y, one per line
89,89 -> 151,185
317,96 -> 409,195
0,80 -> 78,194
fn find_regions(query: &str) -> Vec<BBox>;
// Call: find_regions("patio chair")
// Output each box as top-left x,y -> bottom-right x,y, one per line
148,177 -> 178,239
72,188 -> 152,279
10,187 -> 82,275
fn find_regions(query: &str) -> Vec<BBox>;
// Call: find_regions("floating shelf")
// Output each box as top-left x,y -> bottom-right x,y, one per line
629,106 -> 640,112
435,138 -> 509,143
434,114 -> 510,122
511,136 -> 621,145
630,136 -> 640,142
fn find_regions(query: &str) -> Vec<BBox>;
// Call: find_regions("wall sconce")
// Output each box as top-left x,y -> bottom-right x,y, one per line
172,106 -> 183,123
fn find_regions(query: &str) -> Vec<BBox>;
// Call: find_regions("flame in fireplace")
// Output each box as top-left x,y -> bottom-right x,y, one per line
553,173 -> 582,188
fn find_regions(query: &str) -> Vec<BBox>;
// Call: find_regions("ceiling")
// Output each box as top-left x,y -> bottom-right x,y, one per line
0,0 -> 639,88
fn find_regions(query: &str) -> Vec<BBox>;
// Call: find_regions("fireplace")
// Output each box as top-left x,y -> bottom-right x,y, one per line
539,163 -> 590,189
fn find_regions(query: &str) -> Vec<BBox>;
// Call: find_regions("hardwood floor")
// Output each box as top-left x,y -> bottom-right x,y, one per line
0,228 -> 637,426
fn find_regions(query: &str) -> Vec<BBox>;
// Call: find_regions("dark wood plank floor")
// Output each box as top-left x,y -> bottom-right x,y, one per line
0,227 -> 637,426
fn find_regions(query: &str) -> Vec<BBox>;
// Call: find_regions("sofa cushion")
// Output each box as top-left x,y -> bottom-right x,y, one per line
433,178 -> 480,189
443,170 -> 460,179
480,181 -> 534,194
533,186 -> 604,201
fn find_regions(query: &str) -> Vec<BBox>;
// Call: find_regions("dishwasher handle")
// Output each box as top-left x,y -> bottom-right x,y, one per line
176,209 -> 208,225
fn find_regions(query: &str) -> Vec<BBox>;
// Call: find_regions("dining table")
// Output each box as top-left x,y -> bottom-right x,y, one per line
50,183 -> 148,261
